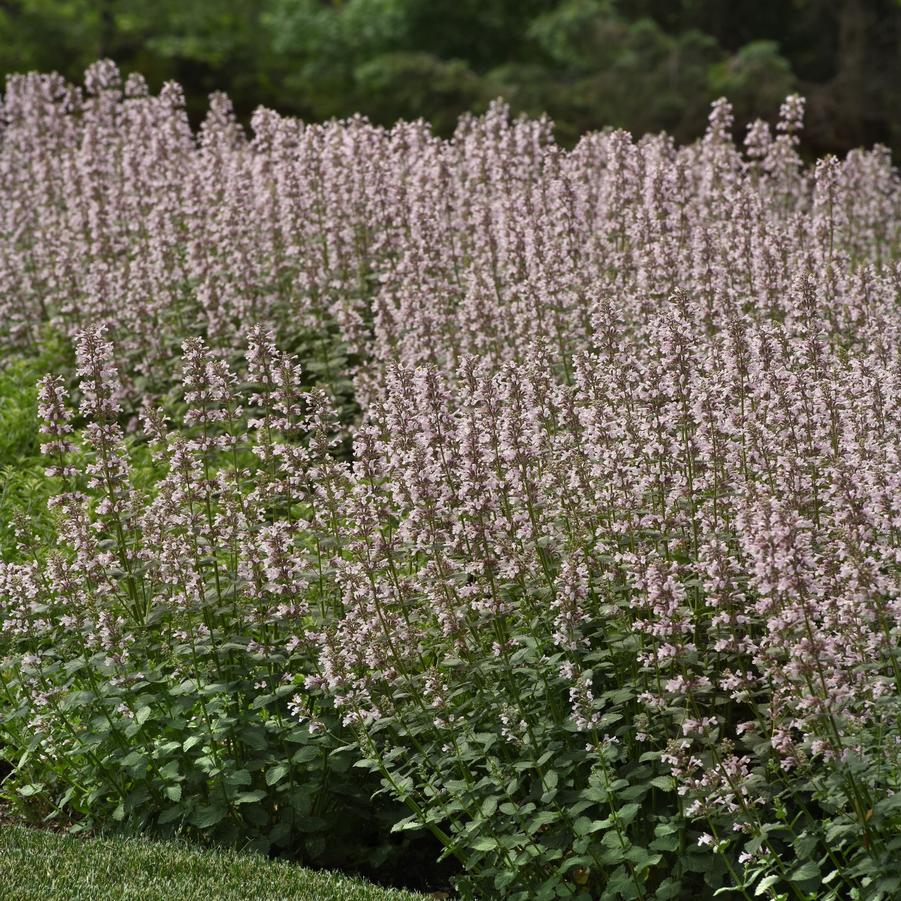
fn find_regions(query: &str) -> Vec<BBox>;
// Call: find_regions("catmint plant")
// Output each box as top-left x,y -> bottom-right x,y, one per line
0,61 -> 899,900
0,326 -> 410,874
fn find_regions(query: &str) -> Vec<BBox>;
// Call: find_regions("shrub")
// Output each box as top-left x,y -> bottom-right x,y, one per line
311,308 -> 900,897
0,326 -> 407,873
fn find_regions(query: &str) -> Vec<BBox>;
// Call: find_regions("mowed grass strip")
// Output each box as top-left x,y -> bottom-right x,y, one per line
0,825 -> 427,901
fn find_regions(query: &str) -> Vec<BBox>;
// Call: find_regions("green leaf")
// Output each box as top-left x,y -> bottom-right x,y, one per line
190,804 -> 228,829
159,761 -> 180,780
391,816 -> 424,834
656,879 -> 683,900
626,846 -> 662,872
266,764 -> 289,786
481,796 -> 499,817
789,861 -> 820,882
561,855 -> 594,874
527,811 -> 559,834
292,746 -> 321,764
224,769 -> 251,788
650,831 -> 679,852
170,679 -> 197,697
120,751 -> 147,769
165,785 -> 182,802
575,816 -> 611,835
617,802 -> 640,825
620,783 -> 648,801
605,867 -> 635,896
135,706 -> 152,725
17,783 -> 44,798
574,816 -> 593,836
234,790 -> 267,805
755,874 -> 780,895
875,793 -> 901,815
158,805 -> 184,825
471,837 -> 499,852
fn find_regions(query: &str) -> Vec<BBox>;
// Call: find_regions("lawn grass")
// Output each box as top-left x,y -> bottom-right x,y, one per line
0,825 -> 428,900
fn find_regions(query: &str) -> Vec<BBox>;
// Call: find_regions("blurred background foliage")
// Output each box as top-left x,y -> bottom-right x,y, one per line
0,0 -> 899,154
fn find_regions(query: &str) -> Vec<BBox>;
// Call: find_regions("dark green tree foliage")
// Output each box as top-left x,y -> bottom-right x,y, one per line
0,0 -> 899,154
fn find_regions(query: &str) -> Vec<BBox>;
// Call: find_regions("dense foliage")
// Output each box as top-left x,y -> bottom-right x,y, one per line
0,64 -> 900,899
0,1 -> 900,155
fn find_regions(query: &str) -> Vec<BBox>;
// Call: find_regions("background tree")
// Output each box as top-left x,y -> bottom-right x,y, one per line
0,0 -> 898,154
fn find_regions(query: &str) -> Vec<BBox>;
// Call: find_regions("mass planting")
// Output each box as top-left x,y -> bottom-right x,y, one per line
0,62 -> 899,899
